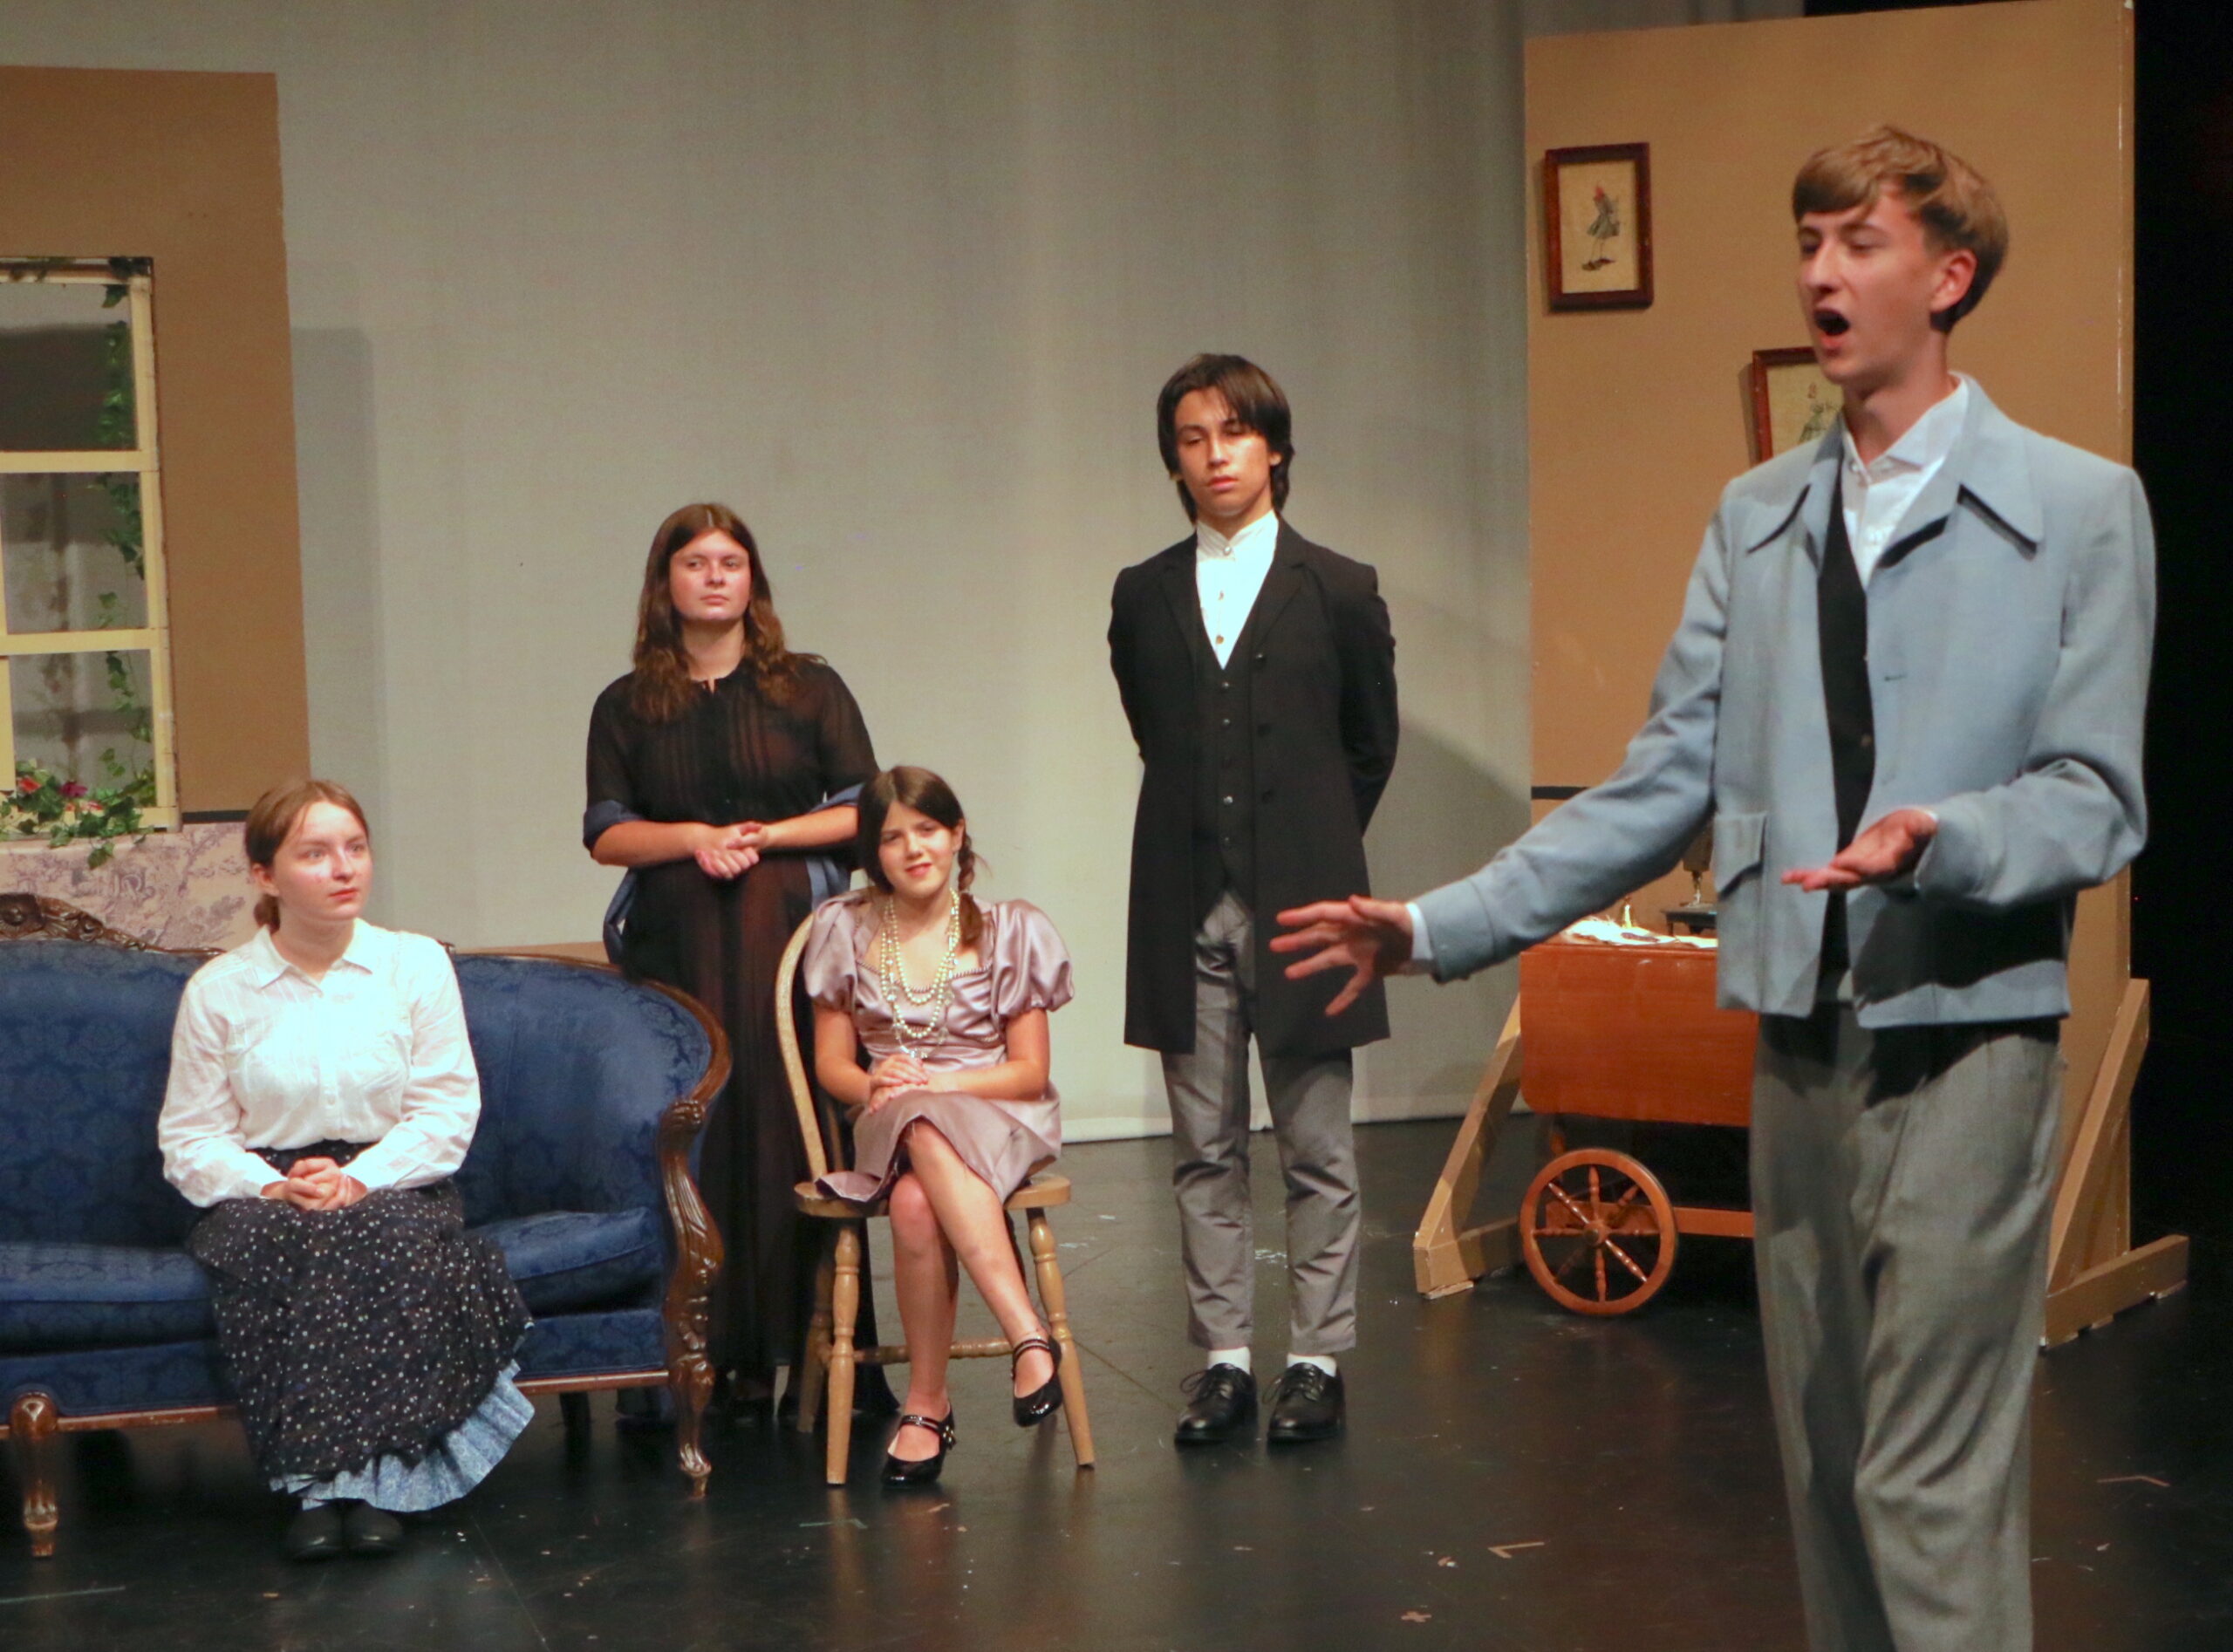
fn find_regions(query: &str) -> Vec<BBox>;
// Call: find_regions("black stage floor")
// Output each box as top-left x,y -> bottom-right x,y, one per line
3,1117 -> 2224,1651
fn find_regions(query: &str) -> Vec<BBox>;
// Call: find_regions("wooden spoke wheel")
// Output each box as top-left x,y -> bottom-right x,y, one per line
1519,1148 -> 1677,1316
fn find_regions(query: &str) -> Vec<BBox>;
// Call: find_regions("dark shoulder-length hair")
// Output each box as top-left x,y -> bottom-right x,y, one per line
627,502 -> 817,723
1154,353 -> 1294,522
853,766 -> 986,951
244,778 -> 370,932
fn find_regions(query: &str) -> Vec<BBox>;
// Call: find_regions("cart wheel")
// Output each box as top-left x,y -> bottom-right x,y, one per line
1520,1148 -> 1677,1316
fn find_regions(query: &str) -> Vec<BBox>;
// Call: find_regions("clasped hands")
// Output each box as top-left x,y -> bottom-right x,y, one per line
260,1156 -> 367,1212
863,1051 -> 941,1113
693,821 -> 770,881
1270,808 -> 1939,1016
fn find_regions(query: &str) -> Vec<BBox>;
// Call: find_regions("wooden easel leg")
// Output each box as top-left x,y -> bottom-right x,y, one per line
824,1222 -> 863,1485
10,1391 -> 58,1558
1413,1000 -> 1524,1297
797,1237 -> 835,1436
1027,1209 -> 1095,1469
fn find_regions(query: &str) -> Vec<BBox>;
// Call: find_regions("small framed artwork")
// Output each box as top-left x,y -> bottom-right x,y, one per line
1543,142 -> 1653,311
1748,347 -> 1842,461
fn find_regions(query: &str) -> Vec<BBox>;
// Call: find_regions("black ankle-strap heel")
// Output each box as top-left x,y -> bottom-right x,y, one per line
881,1410 -> 956,1486
1010,1333 -> 1064,1427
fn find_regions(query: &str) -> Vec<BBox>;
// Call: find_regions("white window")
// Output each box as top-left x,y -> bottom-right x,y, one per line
0,257 -> 178,837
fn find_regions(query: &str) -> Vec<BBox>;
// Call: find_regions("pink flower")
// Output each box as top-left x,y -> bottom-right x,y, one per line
60,781 -> 88,799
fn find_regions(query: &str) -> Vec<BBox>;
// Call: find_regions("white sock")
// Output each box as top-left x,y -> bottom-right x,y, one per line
1287,1353 -> 1337,1376
1206,1347 -> 1252,1375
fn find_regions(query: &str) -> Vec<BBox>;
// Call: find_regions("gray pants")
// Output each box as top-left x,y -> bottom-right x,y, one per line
1752,1006 -> 2062,1652
1162,892 -> 1360,1355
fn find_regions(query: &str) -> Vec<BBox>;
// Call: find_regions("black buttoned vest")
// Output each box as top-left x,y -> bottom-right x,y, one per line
1188,592 -> 1263,925
1818,481 -> 1875,970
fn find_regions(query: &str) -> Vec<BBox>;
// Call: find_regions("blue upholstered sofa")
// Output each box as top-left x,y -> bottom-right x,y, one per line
0,895 -> 727,1556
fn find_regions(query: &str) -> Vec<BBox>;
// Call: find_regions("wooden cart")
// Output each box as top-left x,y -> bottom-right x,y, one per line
1507,935 -> 1754,1314
1411,930 -> 2186,1338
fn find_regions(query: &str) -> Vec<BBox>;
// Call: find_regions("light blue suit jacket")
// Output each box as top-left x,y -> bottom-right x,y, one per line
1417,384 -> 2154,1027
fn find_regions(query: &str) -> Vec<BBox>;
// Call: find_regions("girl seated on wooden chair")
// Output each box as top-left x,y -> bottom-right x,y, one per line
804,766 -> 1073,1485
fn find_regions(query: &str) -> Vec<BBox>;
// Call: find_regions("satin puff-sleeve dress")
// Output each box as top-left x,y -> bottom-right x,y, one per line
802,896 -> 1073,1204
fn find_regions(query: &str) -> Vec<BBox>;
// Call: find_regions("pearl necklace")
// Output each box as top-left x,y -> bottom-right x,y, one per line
877,889 -> 961,1057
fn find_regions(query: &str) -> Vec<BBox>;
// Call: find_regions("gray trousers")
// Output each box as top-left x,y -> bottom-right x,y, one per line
1162,892 -> 1360,1355
1752,1005 -> 2062,1652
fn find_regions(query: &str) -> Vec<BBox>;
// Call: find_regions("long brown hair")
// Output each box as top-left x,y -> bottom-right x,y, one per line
243,779 -> 370,931
854,766 -> 985,950
627,502 -> 814,723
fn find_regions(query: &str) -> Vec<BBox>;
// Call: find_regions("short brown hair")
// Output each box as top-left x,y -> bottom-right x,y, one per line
1156,354 -> 1294,521
1793,126 -> 2008,331
244,779 -> 369,930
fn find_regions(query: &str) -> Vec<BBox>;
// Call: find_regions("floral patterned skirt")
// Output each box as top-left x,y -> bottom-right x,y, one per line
188,1141 -> 530,1484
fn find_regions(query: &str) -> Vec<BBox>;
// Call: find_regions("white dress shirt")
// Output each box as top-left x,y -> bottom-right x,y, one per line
159,922 -> 482,1208
1841,376 -> 1970,584
1195,510 -> 1280,667
1403,380 -> 1977,965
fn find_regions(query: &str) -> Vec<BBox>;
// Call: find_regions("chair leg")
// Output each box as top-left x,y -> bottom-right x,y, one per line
668,1353 -> 714,1498
825,1221 -> 863,1485
798,1235 -> 835,1436
559,1391 -> 592,1435
10,1391 -> 58,1558
1026,1211 -> 1094,1468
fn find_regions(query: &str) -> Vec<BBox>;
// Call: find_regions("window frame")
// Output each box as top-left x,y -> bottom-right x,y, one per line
0,257 -> 178,831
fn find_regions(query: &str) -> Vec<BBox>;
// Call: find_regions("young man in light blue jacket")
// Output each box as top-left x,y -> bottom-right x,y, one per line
1276,127 -> 2153,1652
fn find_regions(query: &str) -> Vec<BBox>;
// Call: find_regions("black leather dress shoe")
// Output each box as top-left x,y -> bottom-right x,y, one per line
283,1502 -> 345,1563
1173,1363 -> 1257,1445
343,1501 -> 405,1557
1266,1364 -> 1344,1444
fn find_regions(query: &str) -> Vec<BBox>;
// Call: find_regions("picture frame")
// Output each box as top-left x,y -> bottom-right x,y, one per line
1542,142 -> 1653,311
1747,346 -> 1842,461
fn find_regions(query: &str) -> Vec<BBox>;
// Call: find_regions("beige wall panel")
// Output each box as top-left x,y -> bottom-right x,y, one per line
0,66 -> 309,809
1526,0 -> 2134,1103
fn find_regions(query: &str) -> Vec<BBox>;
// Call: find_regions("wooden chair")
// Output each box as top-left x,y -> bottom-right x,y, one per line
775,916 -> 1095,1485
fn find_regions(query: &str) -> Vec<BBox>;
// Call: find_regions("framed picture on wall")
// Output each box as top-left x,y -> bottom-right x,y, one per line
1748,347 -> 1842,461
1542,142 -> 1653,311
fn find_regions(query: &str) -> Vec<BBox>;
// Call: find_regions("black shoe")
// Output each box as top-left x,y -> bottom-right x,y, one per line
343,1501 -> 405,1558
881,1410 -> 956,1486
1266,1363 -> 1344,1444
1174,1363 -> 1257,1446
1010,1333 -> 1064,1427
283,1502 -> 346,1563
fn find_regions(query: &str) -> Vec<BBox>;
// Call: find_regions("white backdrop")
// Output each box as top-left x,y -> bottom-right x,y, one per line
1,0 -> 1793,1137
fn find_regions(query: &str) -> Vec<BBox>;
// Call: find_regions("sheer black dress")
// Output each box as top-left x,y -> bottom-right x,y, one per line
585,658 -> 890,1394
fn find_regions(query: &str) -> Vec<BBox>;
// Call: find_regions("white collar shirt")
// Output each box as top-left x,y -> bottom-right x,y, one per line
1194,511 -> 1280,668
157,921 -> 482,1207
1840,375 -> 1970,584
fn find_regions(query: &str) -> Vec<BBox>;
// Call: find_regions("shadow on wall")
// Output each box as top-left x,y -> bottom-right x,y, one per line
290,326 -> 391,916
1356,713 -> 1529,1122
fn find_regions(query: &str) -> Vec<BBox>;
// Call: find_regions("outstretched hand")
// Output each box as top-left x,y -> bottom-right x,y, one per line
1782,807 -> 1937,892
1269,895 -> 1417,1017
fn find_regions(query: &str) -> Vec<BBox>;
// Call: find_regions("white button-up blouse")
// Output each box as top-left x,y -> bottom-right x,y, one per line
158,923 -> 482,1208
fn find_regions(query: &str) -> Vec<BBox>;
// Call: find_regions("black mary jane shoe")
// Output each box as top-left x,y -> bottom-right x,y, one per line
1009,1333 -> 1064,1427
343,1500 -> 405,1558
283,1502 -> 346,1563
881,1410 -> 957,1486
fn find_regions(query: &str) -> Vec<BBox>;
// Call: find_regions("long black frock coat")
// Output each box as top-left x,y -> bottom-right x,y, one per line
1108,521 -> 1399,1056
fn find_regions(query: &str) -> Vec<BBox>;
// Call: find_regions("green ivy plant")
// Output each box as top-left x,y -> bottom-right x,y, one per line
2,761 -> 155,869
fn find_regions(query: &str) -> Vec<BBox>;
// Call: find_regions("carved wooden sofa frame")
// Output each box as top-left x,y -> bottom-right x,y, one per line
0,895 -> 727,1556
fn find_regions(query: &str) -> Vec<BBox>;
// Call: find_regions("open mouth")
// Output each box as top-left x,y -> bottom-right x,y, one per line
1813,310 -> 1851,337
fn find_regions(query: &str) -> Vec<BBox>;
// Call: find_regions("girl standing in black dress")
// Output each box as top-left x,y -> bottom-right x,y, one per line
585,502 -> 890,1410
